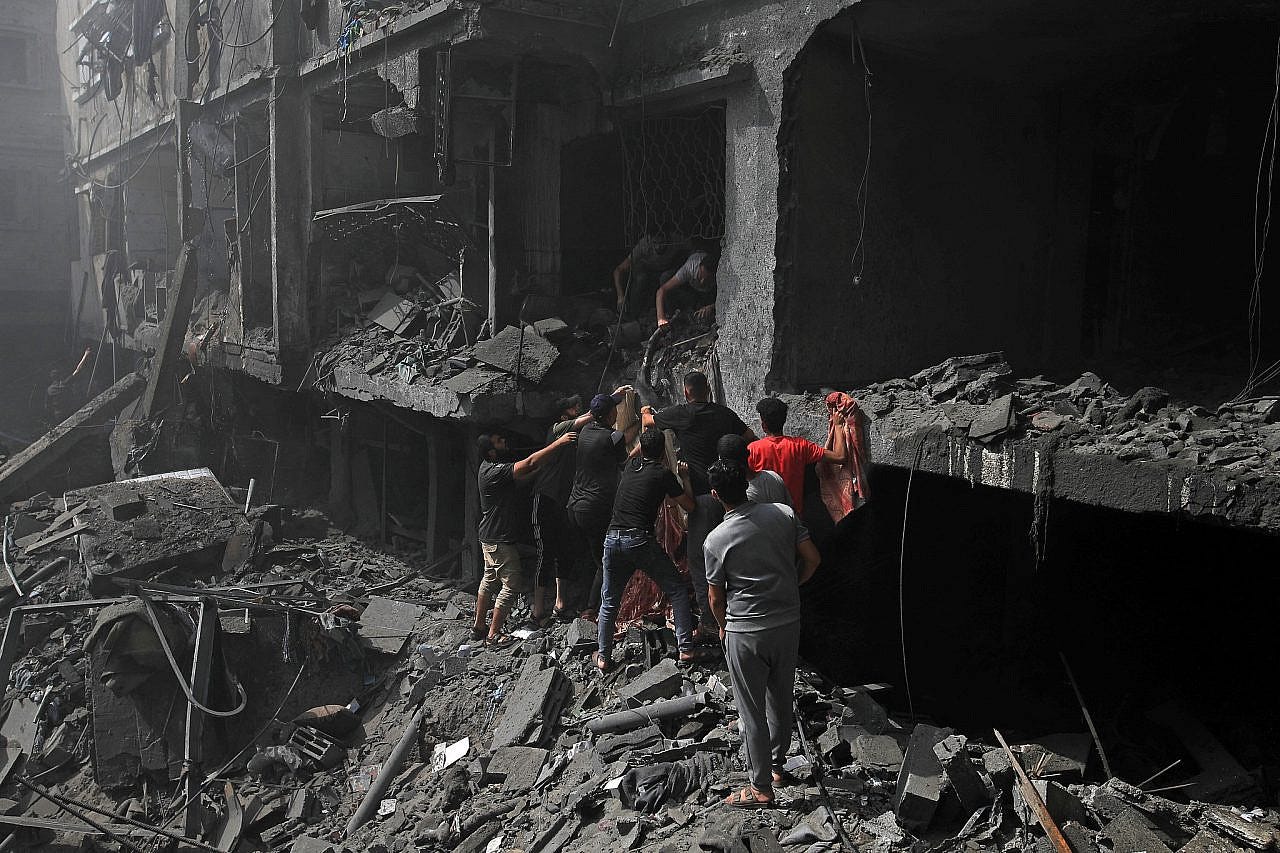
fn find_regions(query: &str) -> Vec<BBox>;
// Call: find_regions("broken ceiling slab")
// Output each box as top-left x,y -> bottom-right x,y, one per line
71,469 -> 252,594
471,325 -> 560,384
367,291 -> 422,336
357,596 -> 430,655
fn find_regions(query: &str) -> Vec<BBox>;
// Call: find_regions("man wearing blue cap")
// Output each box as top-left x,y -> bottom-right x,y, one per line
566,386 -> 639,615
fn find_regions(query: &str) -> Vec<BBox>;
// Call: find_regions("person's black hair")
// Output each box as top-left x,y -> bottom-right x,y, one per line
756,397 -> 788,434
699,253 -> 719,274
717,433 -> 749,465
683,371 -> 710,399
708,459 -> 748,505
476,434 -> 496,459
639,427 -> 666,461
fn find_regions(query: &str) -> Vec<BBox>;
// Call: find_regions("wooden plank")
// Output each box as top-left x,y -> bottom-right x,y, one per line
993,729 -> 1073,853
21,519 -> 87,555
13,503 -> 90,551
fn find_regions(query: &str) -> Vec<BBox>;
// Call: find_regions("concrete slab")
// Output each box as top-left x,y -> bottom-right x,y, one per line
1178,830 -> 1247,853
491,659 -> 565,749
358,596 -> 430,655
471,325 -> 560,384
71,468 -> 252,594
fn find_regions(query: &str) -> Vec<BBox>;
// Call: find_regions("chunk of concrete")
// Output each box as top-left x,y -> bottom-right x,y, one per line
1018,733 -> 1091,782
982,747 -> 1014,793
486,746 -> 548,792
891,723 -> 953,832
1062,820 -> 1102,853
1014,779 -> 1086,827
618,658 -> 683,706
852,735 -> 903,774
933,734 -> 989,814
840,691 -> 889,735
1178,830 -> 1247,853
816,723 -> 851,766
1103,808 -> 1175,853
565,619 -> 598,654
289,837 -> 335,853
969,394 -> 1017,443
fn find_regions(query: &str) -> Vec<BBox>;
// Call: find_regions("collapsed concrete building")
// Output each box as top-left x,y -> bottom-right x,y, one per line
8,1 -> 1277,847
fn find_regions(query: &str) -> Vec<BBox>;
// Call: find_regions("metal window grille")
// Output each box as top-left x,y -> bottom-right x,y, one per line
620,107 -> 726,246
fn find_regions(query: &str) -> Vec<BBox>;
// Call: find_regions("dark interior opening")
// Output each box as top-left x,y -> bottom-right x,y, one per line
773,2 -> 1280,407
800,465 -> 1280,799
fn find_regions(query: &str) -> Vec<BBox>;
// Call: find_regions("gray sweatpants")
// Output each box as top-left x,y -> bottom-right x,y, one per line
724,620 -> 801,792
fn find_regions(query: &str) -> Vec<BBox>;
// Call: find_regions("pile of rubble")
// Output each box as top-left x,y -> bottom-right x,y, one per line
849,353 -> 1280,479
0,467 -> 1277,853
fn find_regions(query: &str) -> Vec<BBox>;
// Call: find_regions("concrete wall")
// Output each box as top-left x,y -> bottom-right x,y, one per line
0,0 -> 70,335
772,37 -> 1090,389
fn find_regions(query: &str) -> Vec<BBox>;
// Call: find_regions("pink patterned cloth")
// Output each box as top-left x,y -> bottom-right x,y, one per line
817,391 -> 871,521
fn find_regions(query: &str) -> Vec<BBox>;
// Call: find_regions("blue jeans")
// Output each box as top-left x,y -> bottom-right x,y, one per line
598,529 -> 695,655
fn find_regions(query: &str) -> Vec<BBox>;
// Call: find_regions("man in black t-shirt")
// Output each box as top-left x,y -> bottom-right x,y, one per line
642,370 -> 755,636
566,390 -> 640,614
594,428 -> 697,671
474,430 -> 576,646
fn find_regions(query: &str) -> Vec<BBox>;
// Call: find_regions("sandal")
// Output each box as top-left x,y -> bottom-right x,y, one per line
591,650 -> 614,673
468,627 -> 486,643
484,634 -> 517,649
724,785 -> 773,809
550,606 -> 574,623
678,647 -> 715,665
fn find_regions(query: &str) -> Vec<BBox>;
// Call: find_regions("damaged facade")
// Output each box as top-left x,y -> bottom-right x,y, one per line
0,0 -> 1273,849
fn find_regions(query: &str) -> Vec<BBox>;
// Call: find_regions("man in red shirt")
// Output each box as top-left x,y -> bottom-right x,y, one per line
748,397 -> 845,514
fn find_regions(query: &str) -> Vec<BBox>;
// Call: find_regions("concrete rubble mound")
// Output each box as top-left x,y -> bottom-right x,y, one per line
0,472 -> 1274,853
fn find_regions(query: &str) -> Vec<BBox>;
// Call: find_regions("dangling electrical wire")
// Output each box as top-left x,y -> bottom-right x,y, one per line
851,22 -> 874,285
1235,34 -> 1280,403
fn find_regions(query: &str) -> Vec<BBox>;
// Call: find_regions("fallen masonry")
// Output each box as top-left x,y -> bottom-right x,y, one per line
0,469 -> 1273,852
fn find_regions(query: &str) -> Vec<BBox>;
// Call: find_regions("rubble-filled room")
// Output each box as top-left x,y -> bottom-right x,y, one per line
773,1 -> 1280,406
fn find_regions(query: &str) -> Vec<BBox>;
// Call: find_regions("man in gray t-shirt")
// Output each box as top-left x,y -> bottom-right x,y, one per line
703,460 -> 821,808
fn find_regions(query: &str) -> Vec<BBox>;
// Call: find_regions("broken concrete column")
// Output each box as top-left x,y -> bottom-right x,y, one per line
932,734 -> 990,814
852,735 -> 904,774
891,723 -> 953,832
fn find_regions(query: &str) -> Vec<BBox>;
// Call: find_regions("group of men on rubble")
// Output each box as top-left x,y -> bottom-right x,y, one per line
472,364 -> 850,809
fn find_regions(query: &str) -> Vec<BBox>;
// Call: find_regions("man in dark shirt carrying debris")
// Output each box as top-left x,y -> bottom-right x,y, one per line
474,430 -> 576,647
566,389 -> 640,615
642,371 -> 755,637
594,428 -> 698,671
704,460 -> 821,808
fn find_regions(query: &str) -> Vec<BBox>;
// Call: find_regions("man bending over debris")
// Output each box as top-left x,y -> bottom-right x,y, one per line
642,371 -> 754,639
655,250 -> 718,327
474,430 -> 576,647
749,397 -> 846,515
704,460 -> 821,808
595,428 -> 699,671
